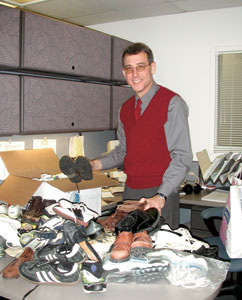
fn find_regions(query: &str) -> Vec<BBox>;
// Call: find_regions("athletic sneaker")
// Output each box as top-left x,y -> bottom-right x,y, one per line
34,243 -> 88,263
8,205 -> 22,219
153,224 -> 210,252
107,264 -> 169,284
103,251 -> 170,274
54,198 -> 98,225
39,215 -> 65,232
0,203 -> 8,215
19,227 -> 60,250
0,214 -> 21,247
145,248 -> 209,288
80,261 -> 107,293
19,259 -> 81,285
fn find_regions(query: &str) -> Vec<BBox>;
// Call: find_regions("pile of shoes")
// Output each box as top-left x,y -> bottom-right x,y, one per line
0,192 -> 225,294
0,196 -> 109,293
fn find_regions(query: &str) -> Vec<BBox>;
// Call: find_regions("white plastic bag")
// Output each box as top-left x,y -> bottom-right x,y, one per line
220,185 -> 242,258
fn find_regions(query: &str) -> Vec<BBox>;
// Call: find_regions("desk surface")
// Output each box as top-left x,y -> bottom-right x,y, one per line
102,190 -> 226,211
0,256 -> 221,300
179,190 -> 226,208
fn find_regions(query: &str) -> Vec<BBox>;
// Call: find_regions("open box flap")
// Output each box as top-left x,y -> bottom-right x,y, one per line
0,175 -> 41,207
48,172 -> 121,192
0,148 -> 60,178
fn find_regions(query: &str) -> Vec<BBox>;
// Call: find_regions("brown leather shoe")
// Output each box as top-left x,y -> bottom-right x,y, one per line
130,231 -> 153,255
21,196 -> 45,225
98,200 -> 143,232
1,247 -> 34,279
110,231 -> 133,262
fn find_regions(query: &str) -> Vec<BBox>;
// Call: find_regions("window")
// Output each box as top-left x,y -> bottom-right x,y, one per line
214,51 -> 242,152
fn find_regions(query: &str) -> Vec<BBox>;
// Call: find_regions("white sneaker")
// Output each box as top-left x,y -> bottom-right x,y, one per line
153,224 -> 210,252
0,214 -> 21,247
146,249 -> 208,288
54,199 -> 98,224
8,205 -> 22,219
0,203 -> 8,215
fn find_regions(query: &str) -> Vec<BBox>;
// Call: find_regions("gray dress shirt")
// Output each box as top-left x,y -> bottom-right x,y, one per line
100,82 -> 193,198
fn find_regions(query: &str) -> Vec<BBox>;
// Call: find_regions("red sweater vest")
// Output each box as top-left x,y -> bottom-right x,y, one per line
120,85 -> 177,189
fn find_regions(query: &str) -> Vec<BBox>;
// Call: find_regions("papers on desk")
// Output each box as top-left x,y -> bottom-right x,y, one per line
201,190 -> 229,203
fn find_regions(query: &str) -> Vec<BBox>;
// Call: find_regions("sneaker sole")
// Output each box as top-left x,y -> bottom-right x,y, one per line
59,156 -> 93,183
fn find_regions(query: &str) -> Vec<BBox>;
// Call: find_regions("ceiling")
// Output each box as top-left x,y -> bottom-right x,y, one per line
1,0 -> 242,27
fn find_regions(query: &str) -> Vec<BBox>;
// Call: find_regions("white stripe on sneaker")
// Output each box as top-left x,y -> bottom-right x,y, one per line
66,243 -> 80,258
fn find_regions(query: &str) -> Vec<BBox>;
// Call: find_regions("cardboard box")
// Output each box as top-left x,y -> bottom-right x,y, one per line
0,148 -> 120,214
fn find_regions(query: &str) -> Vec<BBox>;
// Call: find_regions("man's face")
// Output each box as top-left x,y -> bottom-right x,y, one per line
122,51 -> 156,98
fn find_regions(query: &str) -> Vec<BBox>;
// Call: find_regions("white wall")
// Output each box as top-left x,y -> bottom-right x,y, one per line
90,7 -> 242,161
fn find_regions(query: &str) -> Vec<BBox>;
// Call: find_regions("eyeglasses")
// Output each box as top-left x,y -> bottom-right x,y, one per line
122,63 -> 150,74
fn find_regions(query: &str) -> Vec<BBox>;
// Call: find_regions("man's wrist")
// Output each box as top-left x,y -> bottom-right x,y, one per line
156,192 -> 167,201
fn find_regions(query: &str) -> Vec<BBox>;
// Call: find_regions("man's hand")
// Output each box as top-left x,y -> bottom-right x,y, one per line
139,194 -> 166,215
90,159 -> 102,171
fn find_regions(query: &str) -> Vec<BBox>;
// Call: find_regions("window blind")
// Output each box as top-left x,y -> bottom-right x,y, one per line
214,52 -> 242,152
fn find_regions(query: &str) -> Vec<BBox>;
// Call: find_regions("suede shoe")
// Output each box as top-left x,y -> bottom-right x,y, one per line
1,247 -> 34,279
110,231 -> 133,262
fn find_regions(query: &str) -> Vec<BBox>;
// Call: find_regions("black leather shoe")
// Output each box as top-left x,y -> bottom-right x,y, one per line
85,220 -> 104,239
115,208 -> 165,235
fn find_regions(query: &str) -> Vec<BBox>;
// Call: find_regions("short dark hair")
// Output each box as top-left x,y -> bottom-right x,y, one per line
122,42 -> 154,66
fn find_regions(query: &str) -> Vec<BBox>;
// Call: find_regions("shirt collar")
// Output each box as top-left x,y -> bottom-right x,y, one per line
135,82 -> 158,106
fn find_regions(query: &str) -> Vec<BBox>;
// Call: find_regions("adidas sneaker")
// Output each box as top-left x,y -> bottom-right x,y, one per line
19,259 -> 81,285
34,243 -> 88,263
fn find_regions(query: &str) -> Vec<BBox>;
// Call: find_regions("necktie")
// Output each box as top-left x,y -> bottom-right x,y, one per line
134,99 -> 142,121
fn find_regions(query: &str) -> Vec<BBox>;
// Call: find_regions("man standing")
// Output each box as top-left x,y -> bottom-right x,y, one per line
91,43 -> 192,229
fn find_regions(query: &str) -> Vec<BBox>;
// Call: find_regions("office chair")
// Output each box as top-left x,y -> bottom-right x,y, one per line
201,207 -> 242,299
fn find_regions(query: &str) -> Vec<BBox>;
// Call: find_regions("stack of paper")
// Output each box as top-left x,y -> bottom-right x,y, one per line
196,149 -> 242,184
201,190 -> 229,203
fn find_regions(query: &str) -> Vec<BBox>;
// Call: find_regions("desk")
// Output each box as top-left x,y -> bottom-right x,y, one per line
180,190 -> 225,238
0,256 -> 221,300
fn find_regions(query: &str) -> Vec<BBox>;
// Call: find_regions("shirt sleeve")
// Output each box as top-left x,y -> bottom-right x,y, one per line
157,95 -> 193,197
99,108 -> 126,169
